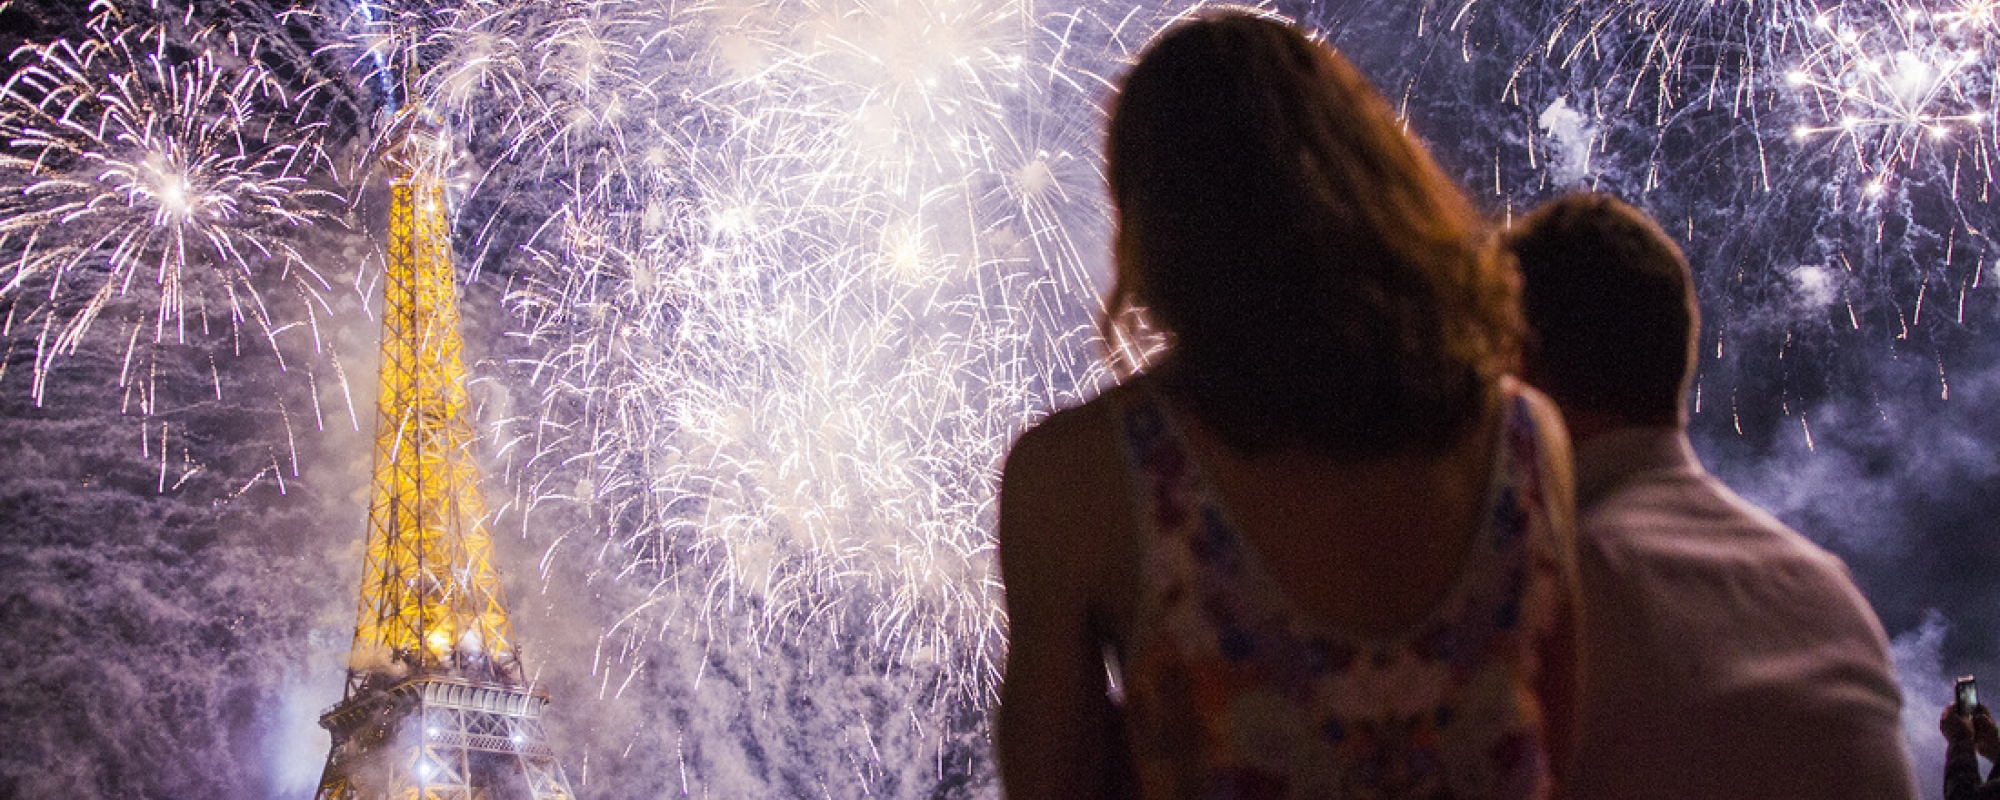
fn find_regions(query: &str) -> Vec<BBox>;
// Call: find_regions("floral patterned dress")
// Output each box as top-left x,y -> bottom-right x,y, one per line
1114,384 -> 1566,800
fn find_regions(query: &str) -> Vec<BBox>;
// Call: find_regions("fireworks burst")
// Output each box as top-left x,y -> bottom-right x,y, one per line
1433,0 -> 1999,198
1782,0 -> 1999,195
1404,0 -> 1997,431
0,2 -> 346,406
489,0 -> 1137,727
1499,0 -> 1764,120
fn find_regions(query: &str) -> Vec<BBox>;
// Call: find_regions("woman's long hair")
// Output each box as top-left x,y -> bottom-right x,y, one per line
1103,12 -> 1519,459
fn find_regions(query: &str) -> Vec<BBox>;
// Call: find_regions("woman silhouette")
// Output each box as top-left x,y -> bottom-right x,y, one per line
994,12 -> 1579,799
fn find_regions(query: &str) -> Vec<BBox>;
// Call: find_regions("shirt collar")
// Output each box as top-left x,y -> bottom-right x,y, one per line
1573,424 -> 1703,512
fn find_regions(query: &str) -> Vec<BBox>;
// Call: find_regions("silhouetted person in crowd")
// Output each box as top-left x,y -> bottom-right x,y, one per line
1506,192 -> 1915,799
1942,702 -> 2000,799
996,12 -> 1580,799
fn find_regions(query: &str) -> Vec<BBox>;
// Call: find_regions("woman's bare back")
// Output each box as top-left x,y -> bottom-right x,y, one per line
994,376 -> 1576,800
1171,385 -> 1501,639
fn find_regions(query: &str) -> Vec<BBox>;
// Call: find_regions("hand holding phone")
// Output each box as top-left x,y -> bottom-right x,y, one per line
1957,675 -> 1978,717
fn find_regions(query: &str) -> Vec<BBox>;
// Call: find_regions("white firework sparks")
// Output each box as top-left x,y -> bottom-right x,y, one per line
435,0 -> 669,170
490,0 -> 1137,724
1782,0 -> 1998,193
0,3 -> 344,405
1439,0 -> 1997,195
1417,0 -> 1995,460
1497,0 -> 1764,120
299,0 -> 1178,788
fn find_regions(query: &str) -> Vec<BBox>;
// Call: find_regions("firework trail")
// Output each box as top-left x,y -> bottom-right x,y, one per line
1426,0 -> 1996,201
1489,0 -> 1762,117
0,2 -> 350,410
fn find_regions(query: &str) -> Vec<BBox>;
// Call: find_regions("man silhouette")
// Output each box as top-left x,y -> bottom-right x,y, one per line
1506,193 -> 1915,799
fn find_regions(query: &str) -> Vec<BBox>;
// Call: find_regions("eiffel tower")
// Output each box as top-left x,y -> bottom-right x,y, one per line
314,113 -> 575,800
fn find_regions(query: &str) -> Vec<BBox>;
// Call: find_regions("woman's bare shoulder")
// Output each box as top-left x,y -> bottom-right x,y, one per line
999,384 -> 1138,560
1004,385 -> 1131,483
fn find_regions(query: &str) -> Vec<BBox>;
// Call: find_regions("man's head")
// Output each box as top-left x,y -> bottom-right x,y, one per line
1505,193 -> 1698,434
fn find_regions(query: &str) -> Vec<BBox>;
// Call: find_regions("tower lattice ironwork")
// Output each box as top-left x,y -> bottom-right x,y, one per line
315,116 -> 575,800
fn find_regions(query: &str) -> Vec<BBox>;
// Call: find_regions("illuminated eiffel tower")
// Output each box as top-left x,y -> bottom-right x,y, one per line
314,114 -> 575,800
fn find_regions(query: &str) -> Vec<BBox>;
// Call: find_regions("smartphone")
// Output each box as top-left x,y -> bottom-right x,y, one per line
1958,675 -> 1978,716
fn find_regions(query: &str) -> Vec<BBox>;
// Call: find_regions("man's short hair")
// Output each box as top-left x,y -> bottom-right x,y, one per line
1505,193 -> 1698,426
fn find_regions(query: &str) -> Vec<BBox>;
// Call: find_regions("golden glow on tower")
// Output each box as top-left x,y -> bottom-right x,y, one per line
346,121 -> 517,686
316,111 -> 576,800
316,113 -> 573,800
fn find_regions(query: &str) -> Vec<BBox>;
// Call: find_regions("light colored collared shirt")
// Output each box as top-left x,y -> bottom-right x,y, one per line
1570,425 -> 1916,800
